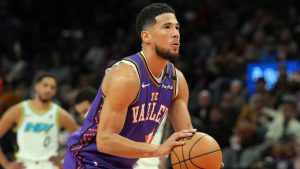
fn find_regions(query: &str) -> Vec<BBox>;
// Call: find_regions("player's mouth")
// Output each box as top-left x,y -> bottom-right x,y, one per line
171,41 -> 180,48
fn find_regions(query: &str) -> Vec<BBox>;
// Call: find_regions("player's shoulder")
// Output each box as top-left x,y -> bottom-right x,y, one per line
49,101 -> 60,109
4,101 -> 24,117
105,62 -> 139,86
174,67 -> 185,80
49,102 -> 68,118
101,61 -> 140,101
54,103 -> 67,114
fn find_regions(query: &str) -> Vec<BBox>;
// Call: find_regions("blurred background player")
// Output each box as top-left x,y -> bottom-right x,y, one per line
50,87 -> 98,168
0,73 -> 78,169
72,87 -> 98,125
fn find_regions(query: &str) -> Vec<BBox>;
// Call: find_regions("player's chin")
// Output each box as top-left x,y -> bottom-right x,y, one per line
171,50 -> 179,56
168,47 -> 179,53
40,96 -> 52,103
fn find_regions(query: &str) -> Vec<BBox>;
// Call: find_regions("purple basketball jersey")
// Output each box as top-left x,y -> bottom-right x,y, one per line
64,53 -> 177,169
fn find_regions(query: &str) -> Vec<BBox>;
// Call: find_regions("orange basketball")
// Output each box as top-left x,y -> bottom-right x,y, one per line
171,132 -> 222,169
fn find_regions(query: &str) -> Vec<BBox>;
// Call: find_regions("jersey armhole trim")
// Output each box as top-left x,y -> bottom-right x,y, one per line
101,59 -> 140,105
56,106 -> 60,129
172,65 -> 178,100
122,59 -> 141,105
14,103 -> 25,131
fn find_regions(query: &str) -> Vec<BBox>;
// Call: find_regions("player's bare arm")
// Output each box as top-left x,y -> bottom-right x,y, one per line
168,69 -> 225,168
0,105 -> 24,169
155,69 -> 196,157
58,108 -> 79,133
168,69 -> 193,131
97,63 -> 157,158
96,63 -> 194,158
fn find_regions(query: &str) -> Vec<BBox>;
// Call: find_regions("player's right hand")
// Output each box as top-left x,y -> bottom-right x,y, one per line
153,129 -> 196,157
4,162 -> 24,169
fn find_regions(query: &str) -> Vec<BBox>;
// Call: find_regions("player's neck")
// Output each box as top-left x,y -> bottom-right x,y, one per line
141,49 -> 168,78
31,98 -> 51,110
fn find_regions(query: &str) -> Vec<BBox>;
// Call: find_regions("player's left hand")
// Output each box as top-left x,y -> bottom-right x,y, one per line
49,156 -> 62,169
153,129 -> 196,157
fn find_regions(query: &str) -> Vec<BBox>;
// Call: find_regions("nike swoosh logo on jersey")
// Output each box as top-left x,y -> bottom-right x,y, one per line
142,82 -> 150,88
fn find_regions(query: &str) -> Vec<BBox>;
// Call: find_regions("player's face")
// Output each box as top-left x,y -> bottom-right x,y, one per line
74,101 -> 91,119
151,13 -> 180,61
35,77 -> 57,103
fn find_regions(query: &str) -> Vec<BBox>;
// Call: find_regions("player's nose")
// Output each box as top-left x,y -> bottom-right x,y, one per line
172,29 -> 180,39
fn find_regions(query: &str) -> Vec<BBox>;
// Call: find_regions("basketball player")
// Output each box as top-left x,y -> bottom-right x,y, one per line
73,87 -> 98,125
63,3 -> 198,169
0,73 -> 79,169
49,87 -> 98,168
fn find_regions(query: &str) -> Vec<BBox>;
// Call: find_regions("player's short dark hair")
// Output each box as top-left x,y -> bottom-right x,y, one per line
136,3 -> 175,36
75,87 -> 97,104
34,72 -> 58,84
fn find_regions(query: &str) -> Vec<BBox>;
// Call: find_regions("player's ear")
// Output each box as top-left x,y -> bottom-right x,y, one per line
141,31 -> 151,44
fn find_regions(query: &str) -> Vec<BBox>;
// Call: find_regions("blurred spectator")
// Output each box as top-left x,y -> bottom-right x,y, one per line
236,94 -> 269,148
201,106 -> 231,148
84,39 -> 107,72
191,89 -> 213,128
267,136 -> 295,169
73,87 -> 97,125
248,77 -> 269,102
228,79 -> 246,110
289,137 -> 300,169
222,134 -> 243,169
220,92 -> 240,130
273,64 -> 289,99
255,77 -> 268,96
265,96 -> 300,143
49,52 -> 72,85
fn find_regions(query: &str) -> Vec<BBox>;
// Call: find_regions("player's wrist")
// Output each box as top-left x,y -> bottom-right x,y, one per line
149,144 -> 161,157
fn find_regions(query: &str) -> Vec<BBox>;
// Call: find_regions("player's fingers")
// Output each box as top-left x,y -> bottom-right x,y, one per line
174,132 -> 193,140
178,129 -> 197,133
173,140 -> 185,147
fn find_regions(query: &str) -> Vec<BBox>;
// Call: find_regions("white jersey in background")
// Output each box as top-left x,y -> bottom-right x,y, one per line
16,100 -> 60,168
134,116 -> 167,169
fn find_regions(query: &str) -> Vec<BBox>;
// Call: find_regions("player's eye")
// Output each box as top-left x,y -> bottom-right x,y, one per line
164,25 -> 171,29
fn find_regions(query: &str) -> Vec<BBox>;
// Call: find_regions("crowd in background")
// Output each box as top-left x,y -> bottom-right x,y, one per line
1,0 -> 300,168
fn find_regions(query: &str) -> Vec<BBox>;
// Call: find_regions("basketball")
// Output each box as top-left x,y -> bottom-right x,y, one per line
171,132 -> 222,169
